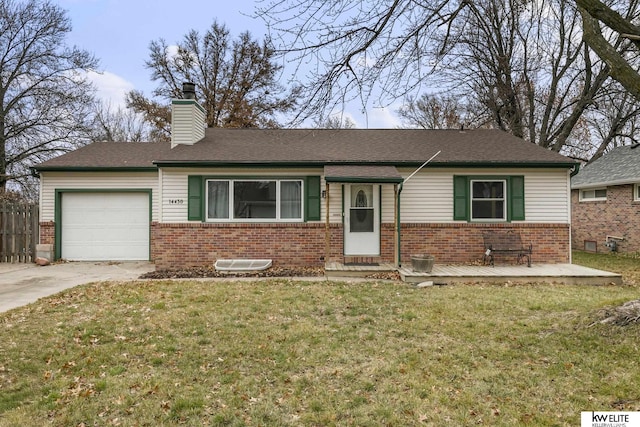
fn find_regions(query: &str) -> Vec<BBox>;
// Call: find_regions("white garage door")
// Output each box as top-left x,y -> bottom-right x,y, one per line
61,192 -> 150,261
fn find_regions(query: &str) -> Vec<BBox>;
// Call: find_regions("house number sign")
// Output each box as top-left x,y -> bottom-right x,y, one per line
169,199 -> 184,204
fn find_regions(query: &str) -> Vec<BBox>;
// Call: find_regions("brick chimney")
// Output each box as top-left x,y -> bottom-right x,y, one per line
171,82 -> 205,148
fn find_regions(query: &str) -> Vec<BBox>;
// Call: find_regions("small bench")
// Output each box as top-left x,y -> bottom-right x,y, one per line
482,231 -> 532,267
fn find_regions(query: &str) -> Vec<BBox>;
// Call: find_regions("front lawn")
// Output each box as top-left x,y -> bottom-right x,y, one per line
573,250 -> 640,285
0,254 -> 638,426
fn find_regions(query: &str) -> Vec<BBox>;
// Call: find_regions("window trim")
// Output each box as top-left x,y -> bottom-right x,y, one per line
470,179 -> 507,222
579,187 -> 607,202
205,178 -> 305,222
635,184 -> 640,202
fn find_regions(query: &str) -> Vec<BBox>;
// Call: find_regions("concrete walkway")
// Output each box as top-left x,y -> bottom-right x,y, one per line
0,261 -> 155,313
2,260 -> 624,314
398,263 -> 623,285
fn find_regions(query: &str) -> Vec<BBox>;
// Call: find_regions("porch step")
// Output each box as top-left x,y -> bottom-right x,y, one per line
325,262 -> 396,279
343,256 -> 383,265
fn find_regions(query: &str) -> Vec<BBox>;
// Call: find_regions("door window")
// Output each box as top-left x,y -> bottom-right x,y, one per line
350,185 -> 374,232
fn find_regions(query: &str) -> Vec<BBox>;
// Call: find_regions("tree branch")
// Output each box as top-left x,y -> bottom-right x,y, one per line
578,6 -> 640,100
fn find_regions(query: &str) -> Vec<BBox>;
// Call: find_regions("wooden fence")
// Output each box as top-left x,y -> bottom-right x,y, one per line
0,202 -> 39,263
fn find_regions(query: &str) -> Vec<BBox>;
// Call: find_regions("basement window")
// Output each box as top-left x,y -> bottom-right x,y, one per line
584,240 -> 597,253
579,188 -> 607,202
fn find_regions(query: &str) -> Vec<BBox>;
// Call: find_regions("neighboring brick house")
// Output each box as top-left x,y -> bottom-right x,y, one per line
571,145 -> 640,254
33,86 -> 577,270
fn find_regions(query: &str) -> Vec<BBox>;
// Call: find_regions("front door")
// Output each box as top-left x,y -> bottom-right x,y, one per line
344,184 -> 380,256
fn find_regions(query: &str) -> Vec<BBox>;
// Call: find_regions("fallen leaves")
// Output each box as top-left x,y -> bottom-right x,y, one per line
60,377 -> 96,400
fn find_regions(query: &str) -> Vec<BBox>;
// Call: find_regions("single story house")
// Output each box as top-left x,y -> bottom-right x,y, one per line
33,90 -> 578,270
571,144 -> 640,253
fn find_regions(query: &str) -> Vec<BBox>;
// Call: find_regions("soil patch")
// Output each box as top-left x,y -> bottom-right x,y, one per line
140,266 -> 325,279
140,266 -> 401,281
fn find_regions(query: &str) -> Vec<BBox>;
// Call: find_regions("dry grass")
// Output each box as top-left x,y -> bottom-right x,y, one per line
0,255 -> 639,426
573,250 -> 640,285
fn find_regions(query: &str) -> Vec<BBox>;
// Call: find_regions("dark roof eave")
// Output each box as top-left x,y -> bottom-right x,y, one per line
152,160 -> 578,168
33,166 -> 158,172
419,161 -> 578,168
153,160 -> 327,168
325,176 -> 404,184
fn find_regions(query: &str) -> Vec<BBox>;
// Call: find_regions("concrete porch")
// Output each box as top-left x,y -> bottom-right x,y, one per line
325,262 -> 622,286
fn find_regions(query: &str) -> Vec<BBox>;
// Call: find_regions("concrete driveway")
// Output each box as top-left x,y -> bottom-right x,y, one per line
0,261 -> 155,313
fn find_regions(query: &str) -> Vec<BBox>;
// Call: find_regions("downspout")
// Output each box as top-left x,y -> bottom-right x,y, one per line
325,182 -> 330,264
570,163 -> 580,177
396,151 -> 441,267
568,163 -> 580,264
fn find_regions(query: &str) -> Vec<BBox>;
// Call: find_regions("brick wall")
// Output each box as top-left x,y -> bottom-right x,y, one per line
151,222 -> 344,270
40,221 -> 55,245
572,185 -> 640,253
396,223 -> 570,265
152,221 -> 570,270
40,219 -> 570,268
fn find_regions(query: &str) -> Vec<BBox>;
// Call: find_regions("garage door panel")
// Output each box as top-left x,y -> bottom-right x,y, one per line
61,193 -> 150,261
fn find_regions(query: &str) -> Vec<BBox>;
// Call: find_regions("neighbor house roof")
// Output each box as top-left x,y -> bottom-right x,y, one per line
34,128 -> 576,172
571,144 -> 640,189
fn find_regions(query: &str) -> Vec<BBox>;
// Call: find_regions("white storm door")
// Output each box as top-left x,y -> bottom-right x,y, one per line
61,192 -> 150,261
344,184 -> 380,256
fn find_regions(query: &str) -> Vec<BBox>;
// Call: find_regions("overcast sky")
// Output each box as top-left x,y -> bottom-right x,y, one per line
57,0 -> 401,128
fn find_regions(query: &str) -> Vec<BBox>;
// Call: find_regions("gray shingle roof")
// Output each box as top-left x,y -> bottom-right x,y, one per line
33,141 -> 173,169
571,144 -> 640,189
34,128 -> 576,171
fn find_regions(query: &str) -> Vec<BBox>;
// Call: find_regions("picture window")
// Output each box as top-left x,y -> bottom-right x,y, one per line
206,179 -> 303,221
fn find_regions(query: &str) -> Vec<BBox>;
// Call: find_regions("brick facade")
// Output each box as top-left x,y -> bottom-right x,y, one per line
151,222 -> 345,270
42,219 -> 570,269
397,223 -> 569,265
572,185 -> 640,253
39,221 -> 55,245
150,221 -> 569,270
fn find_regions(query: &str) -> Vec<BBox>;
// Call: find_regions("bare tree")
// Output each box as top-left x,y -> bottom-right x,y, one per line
257,0 -> 639,156
576,0 -> 640,99
404,0 -> 639,156
582,88 -> 640,162
125,91 -> 172,141
90,102 -> 154,143
0,188 -> 27,202
0,0 -> 97,193
313,114 -> 356,128
397,94 -> 469,129
444,0 -> 616,152
128,20 -> 300,135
